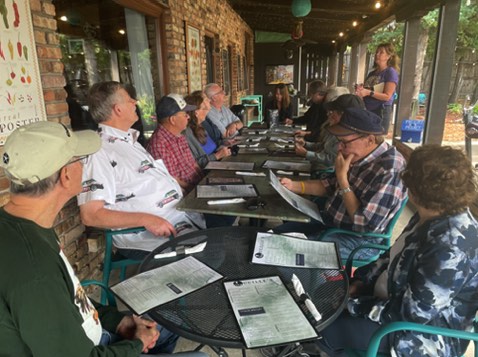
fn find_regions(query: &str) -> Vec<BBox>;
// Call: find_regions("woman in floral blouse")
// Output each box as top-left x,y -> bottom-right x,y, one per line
315,145 -> 478,357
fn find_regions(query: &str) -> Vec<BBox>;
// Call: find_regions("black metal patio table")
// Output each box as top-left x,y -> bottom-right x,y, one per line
139,226 -> 349,355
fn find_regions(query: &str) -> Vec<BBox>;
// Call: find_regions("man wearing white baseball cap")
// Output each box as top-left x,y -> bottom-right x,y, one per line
0,121 -> 162,355
78,82 -> 206,262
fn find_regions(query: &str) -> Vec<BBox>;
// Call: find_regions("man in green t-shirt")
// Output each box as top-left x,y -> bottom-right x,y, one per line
0,122 -> 204,357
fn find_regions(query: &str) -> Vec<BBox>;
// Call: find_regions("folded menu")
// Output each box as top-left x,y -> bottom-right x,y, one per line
225,276 -> 318,348
110,256 -> 222,315
252,232 -> 340,269
197,184 -> 258,198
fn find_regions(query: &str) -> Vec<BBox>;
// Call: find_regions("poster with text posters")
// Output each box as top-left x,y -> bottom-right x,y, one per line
0,0 -> 47,145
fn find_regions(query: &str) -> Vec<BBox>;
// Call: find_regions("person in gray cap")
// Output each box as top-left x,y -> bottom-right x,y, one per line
0,121 -> 163,356
276,108 -> 407,260
295,94 -> 365,174
147,93 -> 204,193
78,82 -> 205,262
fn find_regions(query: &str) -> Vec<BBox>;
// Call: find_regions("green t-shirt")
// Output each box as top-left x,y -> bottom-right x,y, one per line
0,208 -> 142,356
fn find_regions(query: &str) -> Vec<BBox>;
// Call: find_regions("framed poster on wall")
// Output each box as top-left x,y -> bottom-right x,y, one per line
0,0 -> 47,145
265,65 -> 294,85
185,22 -> 202,92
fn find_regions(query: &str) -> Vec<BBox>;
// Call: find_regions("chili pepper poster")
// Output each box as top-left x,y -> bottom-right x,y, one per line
0,0 -> 46,145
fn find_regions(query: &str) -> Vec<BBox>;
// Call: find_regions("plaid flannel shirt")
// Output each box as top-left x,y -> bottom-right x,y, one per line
147,125 -> 204,185
320,142 -> 406,232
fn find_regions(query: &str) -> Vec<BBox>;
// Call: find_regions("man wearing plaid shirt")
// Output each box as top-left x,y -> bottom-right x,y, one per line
147,94 -> 204,194
277,108 -> 407,260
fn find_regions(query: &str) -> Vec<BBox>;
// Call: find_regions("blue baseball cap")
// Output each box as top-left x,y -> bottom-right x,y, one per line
327,108 -> 385,136
156,93 -> 196,119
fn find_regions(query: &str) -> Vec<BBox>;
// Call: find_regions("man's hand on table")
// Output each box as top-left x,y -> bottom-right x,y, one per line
140,214 -> 177,238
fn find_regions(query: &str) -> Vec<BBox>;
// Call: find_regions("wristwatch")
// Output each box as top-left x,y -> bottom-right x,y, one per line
370,90 -> 375,97
338,187 -> 352,195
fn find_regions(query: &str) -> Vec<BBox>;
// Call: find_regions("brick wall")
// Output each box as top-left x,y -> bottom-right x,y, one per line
164,0 -> 254,104
0,0 -> 103,282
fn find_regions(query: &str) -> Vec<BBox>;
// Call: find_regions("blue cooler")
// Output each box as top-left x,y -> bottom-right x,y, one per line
401,120 -> 424,143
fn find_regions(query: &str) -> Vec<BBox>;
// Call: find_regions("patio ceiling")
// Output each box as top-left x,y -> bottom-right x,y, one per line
227,0 -> 441,52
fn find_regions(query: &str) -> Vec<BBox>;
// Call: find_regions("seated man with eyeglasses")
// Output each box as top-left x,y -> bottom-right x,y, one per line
275,108 -> 407,260
205,83 -> 244,138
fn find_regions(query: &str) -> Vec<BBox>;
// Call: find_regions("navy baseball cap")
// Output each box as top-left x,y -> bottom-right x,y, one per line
327,108 -> 385,136
324,94 -> 365,112
156,93 -> 196,119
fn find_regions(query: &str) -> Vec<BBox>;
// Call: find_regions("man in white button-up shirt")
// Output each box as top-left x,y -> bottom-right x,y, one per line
78,81 -> 206,260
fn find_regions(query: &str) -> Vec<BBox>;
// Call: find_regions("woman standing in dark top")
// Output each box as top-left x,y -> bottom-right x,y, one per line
355,43 -> 400,134
264,83 -> 294,126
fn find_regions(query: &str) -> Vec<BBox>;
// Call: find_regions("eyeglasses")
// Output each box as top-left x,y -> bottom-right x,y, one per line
67,155 -> 89,166
327,110 -> 341,116
336,135 -> 367,147
211,90 -> 225,97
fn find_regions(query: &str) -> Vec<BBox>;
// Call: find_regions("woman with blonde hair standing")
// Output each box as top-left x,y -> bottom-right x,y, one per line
355,43 -> 400,134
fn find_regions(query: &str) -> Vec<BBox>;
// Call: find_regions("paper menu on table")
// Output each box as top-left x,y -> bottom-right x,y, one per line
224,276 -> 318,348
252,232 -> 340,269
197,184 -> 258,198
262,160 -> 311,172
269,170 -> 323,223
205,161 -> 255,171
110,256 -> 222,315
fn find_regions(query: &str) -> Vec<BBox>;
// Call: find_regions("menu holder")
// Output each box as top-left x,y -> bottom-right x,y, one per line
207,177 -> 245,184
262,160 -> 311,172
252,232 -> 341,269
224,276 -> 318,348
205,161 -> 255,171
197,184 -> 258,198
110,256 -> 223,315
239,147 -> 269,154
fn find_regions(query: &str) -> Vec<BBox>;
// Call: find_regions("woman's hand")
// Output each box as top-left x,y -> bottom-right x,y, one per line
284,118 -> 294,125
295,136 -> 305,146
214,146 -> 231,160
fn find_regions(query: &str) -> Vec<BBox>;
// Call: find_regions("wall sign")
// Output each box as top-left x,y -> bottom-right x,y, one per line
185,22 -> 202,92
0,0 -> 47,145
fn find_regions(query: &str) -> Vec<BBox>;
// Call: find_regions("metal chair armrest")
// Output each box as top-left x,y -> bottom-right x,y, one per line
346,244 -> 389,276
365,321 -> 478,357
81,279 -> 117,306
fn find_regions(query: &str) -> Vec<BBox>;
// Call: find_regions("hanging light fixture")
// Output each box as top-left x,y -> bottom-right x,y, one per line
291,0 -> 312,18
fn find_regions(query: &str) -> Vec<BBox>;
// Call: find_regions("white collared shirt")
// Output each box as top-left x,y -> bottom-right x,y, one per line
77,124 -> 205,251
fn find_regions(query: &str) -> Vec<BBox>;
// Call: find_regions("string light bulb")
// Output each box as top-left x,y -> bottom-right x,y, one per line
118,29 -> 125,35
375,1 -> 382,9
352,20 -> 358,27
60,15 -> 68,22
339,32 -> 344,37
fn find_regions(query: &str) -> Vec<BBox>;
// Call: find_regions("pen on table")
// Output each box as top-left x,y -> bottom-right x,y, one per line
235,171 -> 266,177
207,198 -> 246,205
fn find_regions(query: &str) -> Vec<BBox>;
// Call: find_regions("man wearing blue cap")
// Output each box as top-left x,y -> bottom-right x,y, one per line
277,108 -> 407,260
147,94 -> 204,193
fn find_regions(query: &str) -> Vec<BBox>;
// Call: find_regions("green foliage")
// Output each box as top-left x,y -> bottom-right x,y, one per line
137,95 -> 156,126
367,22 -> 404,55
447,102 -> 463,115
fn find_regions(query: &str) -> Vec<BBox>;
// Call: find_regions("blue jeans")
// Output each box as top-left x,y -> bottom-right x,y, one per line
100,323 -> 178,354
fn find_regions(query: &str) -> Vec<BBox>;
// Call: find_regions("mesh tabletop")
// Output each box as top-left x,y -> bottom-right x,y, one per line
139,227 -> 349,349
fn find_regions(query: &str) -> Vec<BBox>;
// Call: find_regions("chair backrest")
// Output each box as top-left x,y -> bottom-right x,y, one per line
81,279 -> 116,306
382,196 -> 409,239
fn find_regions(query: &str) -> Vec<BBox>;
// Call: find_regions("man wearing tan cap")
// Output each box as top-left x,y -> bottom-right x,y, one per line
277,108 -> 407,260
0,121 -> 161,355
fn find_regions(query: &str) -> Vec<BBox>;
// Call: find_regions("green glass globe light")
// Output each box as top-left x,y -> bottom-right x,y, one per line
291,0 -> 312,17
